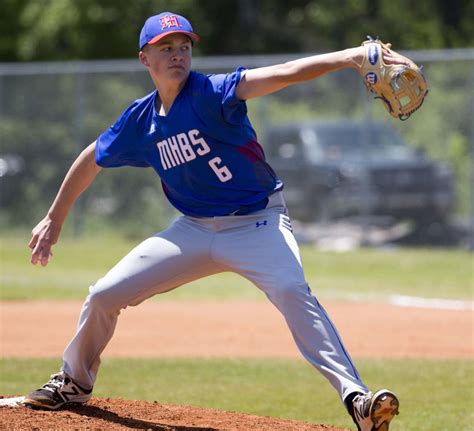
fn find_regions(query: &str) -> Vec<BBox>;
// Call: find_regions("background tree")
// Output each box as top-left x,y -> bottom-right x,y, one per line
1,0 -> 473,62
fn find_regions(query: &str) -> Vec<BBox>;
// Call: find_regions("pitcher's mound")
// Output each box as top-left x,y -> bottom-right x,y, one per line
0,396 -> 349,430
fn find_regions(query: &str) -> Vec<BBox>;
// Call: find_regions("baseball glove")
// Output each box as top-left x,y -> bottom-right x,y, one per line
358,36 -> 428,120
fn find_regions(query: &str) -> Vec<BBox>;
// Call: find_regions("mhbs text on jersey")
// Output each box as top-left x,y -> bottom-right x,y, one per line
156,128 -> 233,183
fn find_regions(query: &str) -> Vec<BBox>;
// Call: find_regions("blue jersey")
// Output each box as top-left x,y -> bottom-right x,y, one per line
96,67 -> 283,217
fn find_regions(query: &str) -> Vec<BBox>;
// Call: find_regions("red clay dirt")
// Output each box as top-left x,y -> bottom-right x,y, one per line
1,300 -> 472,359
1,299 -> 472,430
0,397 -> 348,430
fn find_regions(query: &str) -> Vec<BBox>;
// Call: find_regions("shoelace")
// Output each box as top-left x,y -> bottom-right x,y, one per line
41,372 -> 66,393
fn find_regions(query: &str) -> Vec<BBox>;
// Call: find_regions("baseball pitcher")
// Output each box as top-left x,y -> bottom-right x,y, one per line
23,12 -> 417,431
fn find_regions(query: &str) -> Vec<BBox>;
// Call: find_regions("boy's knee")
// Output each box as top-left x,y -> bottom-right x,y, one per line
87,280 -> 123,313
268,280 -> 308,307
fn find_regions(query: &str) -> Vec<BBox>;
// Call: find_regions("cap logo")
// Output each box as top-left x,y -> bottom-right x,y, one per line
159,15 -> 182,30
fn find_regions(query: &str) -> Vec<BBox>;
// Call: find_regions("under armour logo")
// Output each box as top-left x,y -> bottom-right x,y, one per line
160,15 -> 182,30
256,220 -> 268,228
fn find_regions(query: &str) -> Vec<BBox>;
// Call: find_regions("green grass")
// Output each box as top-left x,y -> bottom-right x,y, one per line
1,232 -> 472,301
2,232 -> 472,430
1,358 -> 472,431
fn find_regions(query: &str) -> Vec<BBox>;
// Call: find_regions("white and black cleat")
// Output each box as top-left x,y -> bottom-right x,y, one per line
22,372 -> 92,410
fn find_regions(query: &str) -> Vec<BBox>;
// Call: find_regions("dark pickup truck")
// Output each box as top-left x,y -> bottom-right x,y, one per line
262,120 -> 455,224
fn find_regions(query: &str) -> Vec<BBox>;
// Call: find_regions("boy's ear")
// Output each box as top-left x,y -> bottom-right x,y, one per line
139,50 -> 149,67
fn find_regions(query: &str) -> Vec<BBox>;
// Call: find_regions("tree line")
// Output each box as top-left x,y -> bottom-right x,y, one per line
1,0 -> 473,62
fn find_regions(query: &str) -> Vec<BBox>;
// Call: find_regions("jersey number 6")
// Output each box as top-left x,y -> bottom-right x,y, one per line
208,157 -> 233,182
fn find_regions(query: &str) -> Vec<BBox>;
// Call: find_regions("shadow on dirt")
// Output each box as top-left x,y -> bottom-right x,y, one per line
66,403 -> 219,430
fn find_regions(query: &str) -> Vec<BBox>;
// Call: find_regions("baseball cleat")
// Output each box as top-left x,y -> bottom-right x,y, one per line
350,389 -> 399,431
22,371 -> 92,410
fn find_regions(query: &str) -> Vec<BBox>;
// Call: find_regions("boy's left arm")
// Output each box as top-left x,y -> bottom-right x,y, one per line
235,47 -> 364,101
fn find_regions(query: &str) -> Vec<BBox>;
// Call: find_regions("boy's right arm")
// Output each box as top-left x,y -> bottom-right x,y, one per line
29,141 -> 102,266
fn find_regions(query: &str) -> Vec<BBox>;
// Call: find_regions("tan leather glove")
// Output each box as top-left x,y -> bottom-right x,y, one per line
358,36 -> 429,120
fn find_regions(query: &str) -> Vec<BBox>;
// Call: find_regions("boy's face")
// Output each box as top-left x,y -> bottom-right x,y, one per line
139,33 -> 192,86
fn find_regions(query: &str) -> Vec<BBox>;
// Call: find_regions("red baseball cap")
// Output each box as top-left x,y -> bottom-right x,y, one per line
139,12 -> 200,50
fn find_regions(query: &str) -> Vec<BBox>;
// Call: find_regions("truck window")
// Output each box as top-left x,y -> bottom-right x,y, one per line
266,130 -> 303,160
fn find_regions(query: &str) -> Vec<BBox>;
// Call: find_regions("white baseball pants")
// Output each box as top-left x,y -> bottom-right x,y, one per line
62,193 -> 368,402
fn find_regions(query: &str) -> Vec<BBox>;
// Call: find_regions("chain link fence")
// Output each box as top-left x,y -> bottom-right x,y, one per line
0,49 -> 473,247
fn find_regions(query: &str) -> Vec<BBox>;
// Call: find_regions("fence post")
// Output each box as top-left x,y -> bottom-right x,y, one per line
470,63 -> 474,251
360,81 -> 373,244
72,72 -> 86,238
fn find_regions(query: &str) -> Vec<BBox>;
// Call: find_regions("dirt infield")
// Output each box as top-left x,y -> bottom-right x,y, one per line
1,299 -> 473,358
1,299 -> 472,429
0,397 -> 348,430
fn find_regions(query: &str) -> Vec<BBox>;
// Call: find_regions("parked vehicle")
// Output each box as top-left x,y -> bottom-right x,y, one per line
262,120 -> 455,224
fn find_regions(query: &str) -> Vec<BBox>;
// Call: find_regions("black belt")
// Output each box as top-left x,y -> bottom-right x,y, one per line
230,197 -> 269,216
